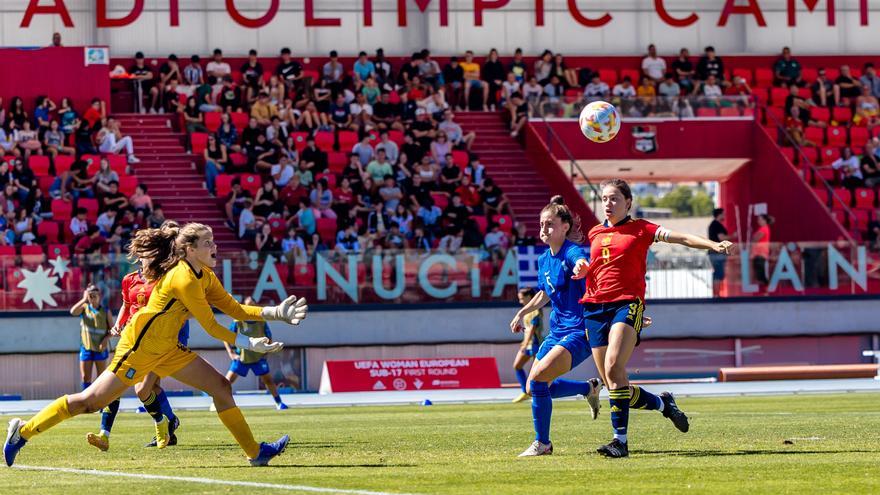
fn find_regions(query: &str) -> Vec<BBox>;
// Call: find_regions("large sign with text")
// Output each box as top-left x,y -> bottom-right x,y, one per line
318,357 -> 501,393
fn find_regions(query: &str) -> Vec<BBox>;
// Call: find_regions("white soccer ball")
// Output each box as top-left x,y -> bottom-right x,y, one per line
578,101 -> 621,143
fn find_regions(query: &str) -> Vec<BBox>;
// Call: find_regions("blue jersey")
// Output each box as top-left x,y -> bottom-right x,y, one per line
536,240 -> 589,335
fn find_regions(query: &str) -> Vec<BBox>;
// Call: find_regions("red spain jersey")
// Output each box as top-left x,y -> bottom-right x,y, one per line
119,271 -> 156,330
580,217 -> 665,304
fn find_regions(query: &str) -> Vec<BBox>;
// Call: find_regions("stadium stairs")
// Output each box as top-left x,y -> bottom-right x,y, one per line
456,112 -> 553,222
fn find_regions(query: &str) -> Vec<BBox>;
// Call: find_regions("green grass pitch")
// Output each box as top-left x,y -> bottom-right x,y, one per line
2,393 -> 879,494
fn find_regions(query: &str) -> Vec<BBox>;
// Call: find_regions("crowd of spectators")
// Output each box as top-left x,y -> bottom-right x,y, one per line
125,47 -> 530,261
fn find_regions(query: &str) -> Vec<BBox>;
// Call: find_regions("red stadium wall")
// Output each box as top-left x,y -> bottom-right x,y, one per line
0,47 -> 110,112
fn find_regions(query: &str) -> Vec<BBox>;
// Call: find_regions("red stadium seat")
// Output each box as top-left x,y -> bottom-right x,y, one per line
493,215 -> 513,234
853,188 -> 876,209
797,87 -> 812,99
54,155 -> 75,175
107,154 -> 128,176
328,152 -> 347,173
755,68 -> 774,87
338,131 -> 359,151
0,246 -> 16,267
119,176 -> 138,196
827,126 -> 847,147
316,218 -> 338,244
801,67 -> 818,82
850,127 -> 870,148
800,146 -> 819,165
619,69 -> 640,85
367,130 -> 380,144
204,112 -> 222,132
764,106 -> 785,125
810,107 -> 831,122
751,87 -> 769,107
268,217 -> 286,239
292,263 -> 316,285
770,87 -> 789,106
37,221 -> 60,243
832,106 -> 853,123
696,107 -> 718,117
804,126 -> 825,145
780,147 -> 797,165
216,174 -> 236,198
731,68 -> 753,84
229,152 -> 247,167
388,130 -> 405,147
20,245 -> 44,267
38,176 -> 54,195
430,192 -> 448,210
61,267 -> 82,291
29,155 -> 50,176
230,111 -> 249,131
451,150 -> 469,167
598,69 -> 617,85
819,147 -> 841,164
79,198 -> 99,221
315,131 -> 335,151
316,172 -> 336,188
814,167 -> 836,185
825,68 -> 840,81
5,266 -> 24,291
51,199 -> 73,221
719,107 -> 741,117
853,208 -> 871,230
274,263 -> 290,285
290,132 -> 310,151
191,132 -> 209,154
473,216 -> 488,235
47,244 -> 70,259
240,173 -> 261,196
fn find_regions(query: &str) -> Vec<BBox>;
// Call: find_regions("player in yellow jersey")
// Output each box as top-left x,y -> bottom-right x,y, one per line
5,222 -> 308,467
70,285 -> 114,391
511,287 -> 544,403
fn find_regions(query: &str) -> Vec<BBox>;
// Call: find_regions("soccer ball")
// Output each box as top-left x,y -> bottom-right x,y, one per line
579,101 -> 621,143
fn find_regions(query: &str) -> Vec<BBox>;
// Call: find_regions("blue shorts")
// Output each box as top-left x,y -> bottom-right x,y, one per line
535,331 -> 591,370
584,299 -> 646,348
467,79 -> 484,89
79,345 -> 108,362
708,252 -> 727,281
229,358 -> 270,377
523,342 -> 540,357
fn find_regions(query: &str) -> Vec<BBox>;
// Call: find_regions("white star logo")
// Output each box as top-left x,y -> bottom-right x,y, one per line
48,256 -> 71,279
17,265 -> 62,310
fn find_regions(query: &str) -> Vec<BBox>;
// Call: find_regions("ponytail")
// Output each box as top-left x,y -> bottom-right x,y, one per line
129,221 -> 210,281
541,195 -> 584,244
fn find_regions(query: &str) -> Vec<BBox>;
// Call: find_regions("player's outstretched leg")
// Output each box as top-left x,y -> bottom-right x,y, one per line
5,371 -> 127,466
87,398 -> 121,451
659,391 -> 689,432
172,356 -> 289,466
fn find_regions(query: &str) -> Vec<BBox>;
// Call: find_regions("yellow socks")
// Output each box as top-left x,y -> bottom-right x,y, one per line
217,406 -> 260,458
20,396 -> 72,440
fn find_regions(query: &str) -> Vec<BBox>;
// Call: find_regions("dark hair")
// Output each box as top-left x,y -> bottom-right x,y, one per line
599,178 -> 633,202
358,51 -> 367,57
213,48 -> 222,55
330,50 -> 338,57
281,47 -> 291,55
168,54 -> 178,61
541,195 -> 583,244
758,214 -> 775,225
248,49 -> 257,56
713,208 -> 724,218
191,54 -> 200,62
135,51 -> 145,59
518,287 -> 537,299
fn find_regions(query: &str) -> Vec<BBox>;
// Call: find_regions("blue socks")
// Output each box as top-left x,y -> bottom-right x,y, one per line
630,385 -> 663,411
81,381 -> 91,391
155,390 -> 177,424
530,380 -> 552,444
608,387 -> 631,444
515,369 -> 528,393
549,378 -> 591,399
272,393 -> 282,405
100,399 -> 120,434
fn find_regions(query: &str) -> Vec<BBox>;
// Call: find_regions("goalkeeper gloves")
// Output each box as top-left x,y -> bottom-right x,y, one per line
261,295 -> 309,325
234,334 -> 283,354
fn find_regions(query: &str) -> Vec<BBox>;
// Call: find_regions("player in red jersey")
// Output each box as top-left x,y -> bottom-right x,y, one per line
572,179 -> 732,458
86,258 -> 187,451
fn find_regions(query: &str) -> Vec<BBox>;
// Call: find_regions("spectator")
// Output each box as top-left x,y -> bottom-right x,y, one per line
414,155 -> 439,189
378,175 -> 403,213
323,50 -> 346,95
33,96 -> 56,132
255,222 -> 279,255
641,44 -> 666,83
203,135 -> 228,196
96,208 -> 117,237
74,225 -> 106,260
280,173 -> 309,212
443,194 -> 470,229
97,119 -> 141,164
509,47 -> 528,83
353,51 -> 376,86
696,46 -> 725,82
512,222 -> 538,246
0,125 -> 18,158
44,120 -> 75,157
14,120 -> 42,160
276,47 -> 305,92
584,73 -> 611,101
215,112 -> 239,151
484,222 -> 509,261
534,50 -> 553,85
330,93 -> 354,131
636,76 -> 657,116
251,91 -> 279,127
455,174 -> 482,212
224,178 -> 252,229
281,226 -> 307,263
464,155 -> 486,187
333,176 -> 357,218
183,55 -> 204,87
751,214 -> 773,288
657,72 -> 682,114
695,74 -> 723,107
238,199 -> 257,240
726,76 -> 754,109
93,158 -> 119,195
438,158 -> 462,194
51,32 -> 62,47
417,197 -> 442,237
8,96 -> 28,128
484,49 -> 506,110
773,46 -> 803,87
411,108 -> 437,148
206,48 -> 232,79
831,147 -> 863,189
461,50 -> 489,111
509,92 -> 529,138
147,203 -> 166,228
552,53 -> 579,88
861,63 -> 880,99
437,227 -> 463,254
410,226 -> 431,251
271,156 -> 296,188
70,207 -> 89,238
785,83 -> 822,128
862,140 -> 880,187
158,54 -> 182,101
375,130 -> 400,164
364,148 -> 393,185
69,161 -> 95,200
335,223 -> 360,255
102,180 -> 129,211
521,75 -> 543,108
57,97 -> 78,134
373,48 -> 393,87
11,160 -> 34,203
671,48 -> 696,94
868,212 -> 880,251
439,111 -> 475,150
217,76 -> 242,113
266,116 -> 288,147
419,49 -> 443,90
391,204 -> 413,235
501,72 -> 521,106
383,221 -> 407,250
129,52 -> 158,113
300,135 -> 327,174
707,208 -> 732,295
480,177 -> 511,216
834,65 -> 862,104
350,92 -> 374,132
309,178 -> 336,219
443,56 -> 465,110
612,76 -> 637,99
373,91 -> 403,132
811,68 -> 835,107
854,85 -> 880,129
240,49 -> 264,104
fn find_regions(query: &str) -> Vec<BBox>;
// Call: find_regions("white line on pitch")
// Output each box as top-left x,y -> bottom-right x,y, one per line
14,465 -> 424,495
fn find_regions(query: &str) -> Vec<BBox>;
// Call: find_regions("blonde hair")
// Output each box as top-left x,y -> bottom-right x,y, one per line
541,195 -> 584,244
129,221 -> 211,281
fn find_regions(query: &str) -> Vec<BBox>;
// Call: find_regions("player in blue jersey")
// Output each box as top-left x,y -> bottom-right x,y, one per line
509,195 -> 602,457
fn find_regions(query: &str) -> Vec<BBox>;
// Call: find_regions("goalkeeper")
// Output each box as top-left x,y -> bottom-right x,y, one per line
5,222 -> 308,468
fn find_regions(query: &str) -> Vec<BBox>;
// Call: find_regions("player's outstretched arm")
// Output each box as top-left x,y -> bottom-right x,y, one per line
665,230 -> 733,254
261,295 -> 308,326
571,258 -> 590,280
510,291 -> 549,333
